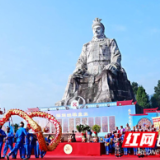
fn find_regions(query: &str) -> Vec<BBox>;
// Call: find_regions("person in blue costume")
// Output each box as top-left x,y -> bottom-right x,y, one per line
131,127 -> 137,155
109,133 -> 114,153
24,128 -> 30,159
2,127 -> 16,159
37,135 -> 51,158
87,129 -> 92,142
121,132 -> 128,155
0,125 -> 6,159
6,121 -> 28,160
110,133 -> 114,149
45,135 -> 51,144
30,134 -> 38,158
145,133 -> 150,155
36,141 -> 42,158
111,133 -> 114,139
104,134 -> 110,155
99,137 -> 104,143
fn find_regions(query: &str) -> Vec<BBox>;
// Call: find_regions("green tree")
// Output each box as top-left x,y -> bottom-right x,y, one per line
151,80 -> 160,109
150,96 -> 158,108
132,82 -> 139,95
136,86 -> 150,108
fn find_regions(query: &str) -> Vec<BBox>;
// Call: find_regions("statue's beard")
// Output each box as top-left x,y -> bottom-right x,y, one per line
93,34 -> 106,40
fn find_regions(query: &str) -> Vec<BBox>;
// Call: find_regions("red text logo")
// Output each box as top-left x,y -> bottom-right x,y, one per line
122,132 -> 158,148
73,102 -> 77,107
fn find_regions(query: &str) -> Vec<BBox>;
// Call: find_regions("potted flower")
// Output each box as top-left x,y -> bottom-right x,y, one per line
81,125 -> 90,142
76,124 -> 89,142
92,124 -> 101,142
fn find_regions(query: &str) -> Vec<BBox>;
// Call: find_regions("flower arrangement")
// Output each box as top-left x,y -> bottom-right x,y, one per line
76,124 -> 90,138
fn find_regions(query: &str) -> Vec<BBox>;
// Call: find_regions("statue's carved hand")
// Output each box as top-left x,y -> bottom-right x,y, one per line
103,63 -> 117,75
73,69 -> 84,78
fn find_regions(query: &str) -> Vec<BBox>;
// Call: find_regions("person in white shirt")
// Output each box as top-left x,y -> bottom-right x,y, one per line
125,123 -> 131,132
138,125 -> 143,132
135,125 -> 138,131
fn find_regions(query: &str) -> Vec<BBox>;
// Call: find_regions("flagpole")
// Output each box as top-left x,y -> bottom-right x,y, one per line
9,118 -> 10,127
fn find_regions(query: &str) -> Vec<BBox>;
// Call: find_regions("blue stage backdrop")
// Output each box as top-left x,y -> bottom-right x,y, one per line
43,104 -> 135,136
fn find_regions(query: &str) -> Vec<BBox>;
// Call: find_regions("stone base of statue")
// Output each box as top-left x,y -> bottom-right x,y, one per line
55,69 -> 135,106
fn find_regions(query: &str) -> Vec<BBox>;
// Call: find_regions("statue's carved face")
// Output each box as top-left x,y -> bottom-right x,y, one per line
93,25 -> 103,38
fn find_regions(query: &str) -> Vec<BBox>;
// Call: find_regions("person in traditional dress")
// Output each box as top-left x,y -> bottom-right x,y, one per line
113,133 -> 122,157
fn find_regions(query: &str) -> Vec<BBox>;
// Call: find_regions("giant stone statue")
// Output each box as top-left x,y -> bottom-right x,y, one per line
56,18 -> 135,106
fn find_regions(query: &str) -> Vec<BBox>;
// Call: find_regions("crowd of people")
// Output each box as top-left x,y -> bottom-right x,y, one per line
0,121 -> 51,160
101,123 -> 159,157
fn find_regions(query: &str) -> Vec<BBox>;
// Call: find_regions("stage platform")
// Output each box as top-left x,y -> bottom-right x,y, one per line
46,142 -> 106,156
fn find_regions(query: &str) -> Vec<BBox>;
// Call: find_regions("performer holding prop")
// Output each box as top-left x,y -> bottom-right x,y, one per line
24,128 -> 30,159
2,127 -> 15,159
30,134 -> 38,158
6,121 -> 28,160
0,125 -> 6,159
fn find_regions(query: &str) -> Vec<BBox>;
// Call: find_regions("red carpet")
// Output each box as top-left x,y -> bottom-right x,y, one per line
28,155 -> 160,160
3,143 -> 160,159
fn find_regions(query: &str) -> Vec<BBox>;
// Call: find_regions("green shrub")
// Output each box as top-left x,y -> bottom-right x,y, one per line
92,124 -> 101,137
76,125 -> 82,132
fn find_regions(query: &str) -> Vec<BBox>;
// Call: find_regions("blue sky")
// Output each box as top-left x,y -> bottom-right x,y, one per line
0,0 -> 160,116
